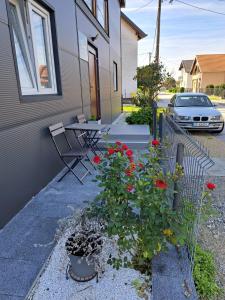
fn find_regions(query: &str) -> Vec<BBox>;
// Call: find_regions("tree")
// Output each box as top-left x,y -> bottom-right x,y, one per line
163,75 -> 176,89
135,62 -> 169,103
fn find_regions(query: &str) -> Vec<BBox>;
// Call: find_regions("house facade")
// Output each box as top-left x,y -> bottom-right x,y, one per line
121,12 -> 147,100
178,60 -> 193,90
0,0 -> 125,228
190,54 -> 225,92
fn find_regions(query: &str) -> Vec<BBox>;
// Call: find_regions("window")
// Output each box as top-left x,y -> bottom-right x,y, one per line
83,0 -> 108,33
9,0 -> 57,96
113,61 -> 118,92
84,0 -> 92,10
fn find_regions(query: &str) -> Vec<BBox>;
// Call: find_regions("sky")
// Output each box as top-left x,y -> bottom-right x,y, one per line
122,0 -> 225,79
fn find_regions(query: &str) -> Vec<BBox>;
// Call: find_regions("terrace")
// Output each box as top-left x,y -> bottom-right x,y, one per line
0,112 -> 210,300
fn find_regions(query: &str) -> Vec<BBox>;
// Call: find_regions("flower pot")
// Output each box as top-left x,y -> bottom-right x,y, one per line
69,254 -> 97,282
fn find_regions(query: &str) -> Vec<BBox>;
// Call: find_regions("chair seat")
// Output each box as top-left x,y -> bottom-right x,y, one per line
61,147 -> 89,158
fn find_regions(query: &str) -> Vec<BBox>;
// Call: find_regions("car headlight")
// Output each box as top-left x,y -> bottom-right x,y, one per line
176,115 -> 191,121
211,115 -> 221,121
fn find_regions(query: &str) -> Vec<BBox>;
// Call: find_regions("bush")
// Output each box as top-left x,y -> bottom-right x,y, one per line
126,106 -> 152,125
194,244 -> 222,300
131,90 -> 149,107
206,84 -> 214,89
180,87 -> 185,93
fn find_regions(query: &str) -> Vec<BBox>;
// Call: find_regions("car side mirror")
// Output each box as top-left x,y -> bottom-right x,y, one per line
168,103 -> 174,107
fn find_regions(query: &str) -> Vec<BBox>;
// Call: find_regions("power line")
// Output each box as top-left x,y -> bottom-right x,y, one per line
132,0 -> 155,12
174,0 -> 225,16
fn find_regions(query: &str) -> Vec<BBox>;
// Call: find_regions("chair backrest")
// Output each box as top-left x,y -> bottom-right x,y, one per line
76,114 -> 87,124
49,122 -> 71,156
49,122 -> 65,137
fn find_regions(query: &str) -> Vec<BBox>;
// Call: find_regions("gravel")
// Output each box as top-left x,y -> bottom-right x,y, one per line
198,176 -> 225,297
28,230 -> 151,300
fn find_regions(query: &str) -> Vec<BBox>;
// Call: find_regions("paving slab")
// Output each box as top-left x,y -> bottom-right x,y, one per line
0,294 -> 24,300
152,245 -> 197,300
0,258 -> 39,298
0,168 -> 100,299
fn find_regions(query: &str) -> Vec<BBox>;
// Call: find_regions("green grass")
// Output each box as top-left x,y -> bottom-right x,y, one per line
123,105 -> 140,112
193,244 -> 222,300
209,95 -> 222,101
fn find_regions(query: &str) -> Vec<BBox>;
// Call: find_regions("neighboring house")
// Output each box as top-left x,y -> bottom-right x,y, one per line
121,12 -> 147,100
0,0 -> 125,228
178,60 -> 194,90
190,54 -> 225,92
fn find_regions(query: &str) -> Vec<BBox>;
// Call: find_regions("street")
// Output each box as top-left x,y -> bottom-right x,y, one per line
158,93 -> 225,142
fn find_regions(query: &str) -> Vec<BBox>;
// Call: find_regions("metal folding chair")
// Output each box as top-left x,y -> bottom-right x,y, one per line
49,122 -> 91,184
75,114 -> 109,154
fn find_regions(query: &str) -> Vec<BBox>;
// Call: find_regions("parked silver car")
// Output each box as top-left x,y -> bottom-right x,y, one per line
168,93 -> 224,133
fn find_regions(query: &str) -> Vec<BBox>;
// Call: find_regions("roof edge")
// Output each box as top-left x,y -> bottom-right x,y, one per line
121,12 -> 147,40
120,0 -> 126,8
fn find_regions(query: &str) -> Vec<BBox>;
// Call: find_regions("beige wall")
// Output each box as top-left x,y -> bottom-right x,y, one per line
121,18 -> 138,99
201,72 -> 225,89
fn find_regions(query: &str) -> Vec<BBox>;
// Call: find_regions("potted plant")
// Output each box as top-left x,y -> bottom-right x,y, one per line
88,115 -> 101,124
65,215 -> 103,282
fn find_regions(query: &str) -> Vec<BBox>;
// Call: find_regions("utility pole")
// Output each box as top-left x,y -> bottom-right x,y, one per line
155,0 -> 162,64
149,52 -> 152,64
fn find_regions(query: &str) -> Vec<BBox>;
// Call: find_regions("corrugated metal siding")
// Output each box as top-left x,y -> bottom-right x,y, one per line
0,0 -> 122,228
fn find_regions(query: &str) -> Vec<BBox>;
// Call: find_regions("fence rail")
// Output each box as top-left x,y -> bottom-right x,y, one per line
153,103 -> 214,271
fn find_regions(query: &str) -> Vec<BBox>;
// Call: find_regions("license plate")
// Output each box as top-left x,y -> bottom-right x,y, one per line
193,122 -> 209,127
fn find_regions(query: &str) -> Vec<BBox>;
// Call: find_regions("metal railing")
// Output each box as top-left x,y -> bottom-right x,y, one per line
156,109 -> 214,270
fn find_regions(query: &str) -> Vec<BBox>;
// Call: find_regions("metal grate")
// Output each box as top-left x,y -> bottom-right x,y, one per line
160,114 -> 214,271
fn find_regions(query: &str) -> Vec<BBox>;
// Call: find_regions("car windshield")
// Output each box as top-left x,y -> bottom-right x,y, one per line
175,95 -> 213,107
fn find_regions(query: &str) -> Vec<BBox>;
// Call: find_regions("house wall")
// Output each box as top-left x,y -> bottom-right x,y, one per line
192,73 -> 202,92
121,17 -> 138,99
0,0 -> 122,228
201,72 -> 225,89
179,68 -> 192,90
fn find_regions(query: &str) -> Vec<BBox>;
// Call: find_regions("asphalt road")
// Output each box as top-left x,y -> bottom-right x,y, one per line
157,93 -> 225,142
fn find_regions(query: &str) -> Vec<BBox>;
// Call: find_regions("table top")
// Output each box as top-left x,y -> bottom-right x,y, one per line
65,123 -> 110,131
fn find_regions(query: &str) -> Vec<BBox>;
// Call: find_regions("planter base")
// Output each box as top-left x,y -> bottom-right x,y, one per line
68,265 -> 97,282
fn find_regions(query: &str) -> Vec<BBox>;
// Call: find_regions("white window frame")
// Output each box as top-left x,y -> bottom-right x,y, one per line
9,0 -> 57,96
10,0 -> 38,95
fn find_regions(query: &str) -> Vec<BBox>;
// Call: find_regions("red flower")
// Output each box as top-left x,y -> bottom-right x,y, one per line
122,144 -> 129,151
129,157 -> 134,163
125,169 -> 133,177
93,155 -> 101,164
152,139 -> 160,147
130,162 -> 136,171
116,141 -> 122,146
108,148 -> 115,155
138,163 -> 144,169
126,149 -> 133,157
155,179 -> 168,190
206,182 -> 216,190
127,184 -> 134,192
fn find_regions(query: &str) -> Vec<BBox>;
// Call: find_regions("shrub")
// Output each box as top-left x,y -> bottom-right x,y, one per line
125,106 -> 152,125
90,141 -> 188,274
206,84 -> 214,89
180,87 -> 185,93
131,90 -> 150,107
194,245 -> 222,299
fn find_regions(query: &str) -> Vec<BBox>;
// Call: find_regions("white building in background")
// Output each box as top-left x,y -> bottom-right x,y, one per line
178,60 -> 194,90
121,12 -> 147,100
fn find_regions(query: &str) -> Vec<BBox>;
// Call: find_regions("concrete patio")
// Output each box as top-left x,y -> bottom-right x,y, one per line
0,166 -> 100,299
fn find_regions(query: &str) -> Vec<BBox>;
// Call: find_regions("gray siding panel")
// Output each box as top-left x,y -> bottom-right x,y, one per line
0,0 -> 122,227
0,0 -> 7,23
0,110 -> 79,228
